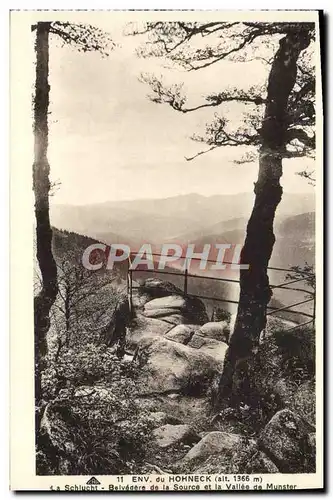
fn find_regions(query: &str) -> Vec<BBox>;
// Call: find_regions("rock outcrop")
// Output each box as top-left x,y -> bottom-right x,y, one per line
245,450 -> 280,473
124,279 -> 316,475
199,321 -> 230,343
136,278 -> 183,299
181,431 -> 243,463
126,315 -> 172,351
40,401 -> 75,454
171,408 -> 315,474
142,294 -> 208,325
126,279 -> 228,394
136,338 -> 225,394
187,333 -> 229,362
258,409 -> 315,473
165,324 -> 201,344
153,424 -> 200,449
174,431 -> 244,472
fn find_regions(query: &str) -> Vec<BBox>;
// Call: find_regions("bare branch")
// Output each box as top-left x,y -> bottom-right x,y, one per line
49,179 -> 62,197
296,169 -> 316,186
185,145 -> 218,161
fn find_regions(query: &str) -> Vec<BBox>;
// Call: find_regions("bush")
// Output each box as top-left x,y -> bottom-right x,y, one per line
48,384 -> 153,474
42,343 -> 138,397
213,307 -> 231,323
225,326 -> 316,433
39,344 -> 153,475
272,326 -> 315,381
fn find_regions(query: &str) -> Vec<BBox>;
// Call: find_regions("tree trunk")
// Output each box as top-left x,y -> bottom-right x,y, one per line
33,22 -> 58,405
218,28 -> 311,404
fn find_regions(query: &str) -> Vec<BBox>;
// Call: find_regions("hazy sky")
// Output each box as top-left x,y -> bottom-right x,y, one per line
37,18 -> 316,205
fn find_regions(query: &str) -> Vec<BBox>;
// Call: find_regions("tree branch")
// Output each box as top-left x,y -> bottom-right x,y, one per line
185,145 -> 218,161
286,128 -> 315,149
50,21 -> 115,56
140,73 -> 266,114
134,21 -> 315,71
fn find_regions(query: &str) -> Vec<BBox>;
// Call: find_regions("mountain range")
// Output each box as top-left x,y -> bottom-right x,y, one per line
50,192 -> 315,253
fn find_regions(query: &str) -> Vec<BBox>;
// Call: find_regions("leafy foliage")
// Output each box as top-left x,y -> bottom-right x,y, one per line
132,22 -> 315,164
40,344 -> 153,475
211,306 -> 231,322
32,21 -> 116,56
234,325 -> 315,430
286,262 -> 315,294
43,343 -> 134,396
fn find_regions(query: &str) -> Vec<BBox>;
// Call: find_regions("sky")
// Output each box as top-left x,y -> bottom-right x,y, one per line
35,18 -> 316,205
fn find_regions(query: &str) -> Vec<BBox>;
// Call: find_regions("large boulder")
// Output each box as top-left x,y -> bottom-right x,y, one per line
145,295 -> 187,311
290,380 -> 316,428
199,321 -> 230,343
144,307 -> 186,320
187,333 -> 229,365
40,402 -> 75,454
180,431 -> 243,466
143,294 -> 208,325
245,450 -> 280,473
126,315 -> 173,351
136,338 -> 224,394
258,409 -> 314,473
153,424 -> 200,449
165,324 -> 200,344
158,314 -> 188,326
138,278 -> 183,298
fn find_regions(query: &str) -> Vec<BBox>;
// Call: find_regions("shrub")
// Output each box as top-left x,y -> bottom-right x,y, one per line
49,384 -> 153,474
39,344 -> 153,475
272,326 -> 315,381
42,343 -> 138,398
226,326 -> 316,432
213,307 -> 231,323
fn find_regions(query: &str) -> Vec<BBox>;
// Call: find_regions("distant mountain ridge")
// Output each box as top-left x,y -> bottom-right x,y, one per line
50,191 -> 315,247
49,225 -> 314,324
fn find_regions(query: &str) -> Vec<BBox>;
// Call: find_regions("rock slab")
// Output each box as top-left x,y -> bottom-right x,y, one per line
153,424 -> 200,449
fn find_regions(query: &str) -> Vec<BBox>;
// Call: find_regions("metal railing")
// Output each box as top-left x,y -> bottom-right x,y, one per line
126,253 -> 315,333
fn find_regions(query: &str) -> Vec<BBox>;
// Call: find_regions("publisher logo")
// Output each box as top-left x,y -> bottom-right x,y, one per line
86,477 -> 101,485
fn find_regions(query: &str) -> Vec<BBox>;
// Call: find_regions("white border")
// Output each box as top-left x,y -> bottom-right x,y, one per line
4,3 -> 330,497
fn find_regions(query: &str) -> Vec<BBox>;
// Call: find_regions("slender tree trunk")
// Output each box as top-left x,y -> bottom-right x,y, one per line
33,22 -> 58,406
218,29 -> 311,404
65,286 -> 70,339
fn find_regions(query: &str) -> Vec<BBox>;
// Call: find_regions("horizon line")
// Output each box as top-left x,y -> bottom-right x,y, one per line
49,190 -> 315,207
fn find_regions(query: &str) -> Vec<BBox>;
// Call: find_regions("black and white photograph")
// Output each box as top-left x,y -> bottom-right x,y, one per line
9,9 -> 323,491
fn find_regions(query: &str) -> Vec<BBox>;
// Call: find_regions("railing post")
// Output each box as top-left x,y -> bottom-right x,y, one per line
129,268 -> 133,315
127,256 -> 133,316
184,268 -> 188,297
126,258 -> 129,296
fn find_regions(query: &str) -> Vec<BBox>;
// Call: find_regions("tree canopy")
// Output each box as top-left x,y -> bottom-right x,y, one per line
131,22 -> 315,163
32,21 -> 115,56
